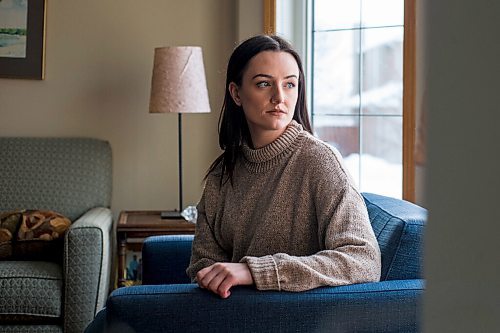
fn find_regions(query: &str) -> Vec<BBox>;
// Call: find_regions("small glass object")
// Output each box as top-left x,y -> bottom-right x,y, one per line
181,206 -> 198,223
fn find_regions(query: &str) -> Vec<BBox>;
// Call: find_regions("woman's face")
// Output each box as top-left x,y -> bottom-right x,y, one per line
229,51 -> 300,147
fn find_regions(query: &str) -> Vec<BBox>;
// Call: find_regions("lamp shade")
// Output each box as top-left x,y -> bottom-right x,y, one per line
149,46 -> 211,114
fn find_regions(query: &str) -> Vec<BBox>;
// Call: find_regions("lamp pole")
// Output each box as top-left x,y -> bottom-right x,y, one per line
160,115 -> 184,220
178,113 -> 183,212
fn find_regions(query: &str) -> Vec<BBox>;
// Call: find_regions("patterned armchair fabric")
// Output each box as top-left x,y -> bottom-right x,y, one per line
0,138 -> 111,220
0,138 -> 113,333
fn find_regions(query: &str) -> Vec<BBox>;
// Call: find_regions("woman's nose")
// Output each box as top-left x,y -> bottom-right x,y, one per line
271,86 -> 285,104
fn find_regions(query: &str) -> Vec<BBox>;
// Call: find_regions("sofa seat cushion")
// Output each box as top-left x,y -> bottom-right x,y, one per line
0,261 -> 62,323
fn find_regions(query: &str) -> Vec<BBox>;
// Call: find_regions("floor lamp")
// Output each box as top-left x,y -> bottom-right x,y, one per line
149,46 -> 211,219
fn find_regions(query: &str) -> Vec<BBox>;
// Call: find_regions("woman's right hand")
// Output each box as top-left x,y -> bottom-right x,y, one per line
196,262 -> 254,299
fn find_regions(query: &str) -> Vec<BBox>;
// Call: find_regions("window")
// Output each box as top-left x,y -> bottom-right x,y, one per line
273,0 -> 415,200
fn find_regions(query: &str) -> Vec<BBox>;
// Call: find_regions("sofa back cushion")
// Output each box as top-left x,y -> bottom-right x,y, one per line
362,192 -> 427,281
143,235 -> 194,284
0,138 -> 112,221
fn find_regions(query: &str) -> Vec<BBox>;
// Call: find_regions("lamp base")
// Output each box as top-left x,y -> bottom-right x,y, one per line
160,210 -> 184,220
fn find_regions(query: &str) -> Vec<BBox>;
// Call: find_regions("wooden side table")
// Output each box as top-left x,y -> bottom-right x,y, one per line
117,211 -> 195,288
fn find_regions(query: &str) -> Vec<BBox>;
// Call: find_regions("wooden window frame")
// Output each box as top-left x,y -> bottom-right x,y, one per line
263,0 -> 277,35
402,0 -> 416,202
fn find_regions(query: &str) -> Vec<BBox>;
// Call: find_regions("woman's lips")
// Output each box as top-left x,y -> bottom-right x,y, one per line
267,111 -> 286,117
266,108 -> 287,115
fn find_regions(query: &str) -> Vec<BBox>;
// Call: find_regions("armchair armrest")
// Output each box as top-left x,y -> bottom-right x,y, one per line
64,207 -> 113,333
101,279 -> 423,333
142,235 -> 193,285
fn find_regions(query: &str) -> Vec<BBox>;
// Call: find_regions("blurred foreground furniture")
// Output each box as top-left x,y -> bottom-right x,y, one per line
86,193 -> 426,333
0,138 -> 113,333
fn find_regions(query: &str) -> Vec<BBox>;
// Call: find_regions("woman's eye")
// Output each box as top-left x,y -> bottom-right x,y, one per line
256,81 -> 271,88
285,82 -> 296,89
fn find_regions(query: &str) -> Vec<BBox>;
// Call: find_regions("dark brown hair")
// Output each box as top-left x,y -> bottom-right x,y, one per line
207,35 -> 312,185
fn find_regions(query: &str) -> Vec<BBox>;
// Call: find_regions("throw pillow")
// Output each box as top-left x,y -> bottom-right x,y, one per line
17,210 -> 71,241
0,211 -> 22,259
14,210 -> 71,260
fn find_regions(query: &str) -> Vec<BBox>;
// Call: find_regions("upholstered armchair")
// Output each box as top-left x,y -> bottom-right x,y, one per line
0,138 -> 113,333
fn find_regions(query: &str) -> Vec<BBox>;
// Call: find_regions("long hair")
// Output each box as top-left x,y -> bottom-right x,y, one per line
207,35 -> 312,185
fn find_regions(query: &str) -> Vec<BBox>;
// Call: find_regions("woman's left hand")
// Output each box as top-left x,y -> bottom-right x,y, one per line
196,262 -> 254,299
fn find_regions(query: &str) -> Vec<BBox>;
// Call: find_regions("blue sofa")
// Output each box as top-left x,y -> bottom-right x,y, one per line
86,193 -> 426,333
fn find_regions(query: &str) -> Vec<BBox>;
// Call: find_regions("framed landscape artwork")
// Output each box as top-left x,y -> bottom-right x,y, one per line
0,0 -> 46,79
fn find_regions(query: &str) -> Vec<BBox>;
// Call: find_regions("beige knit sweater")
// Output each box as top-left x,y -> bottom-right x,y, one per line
187,120 -> 381,291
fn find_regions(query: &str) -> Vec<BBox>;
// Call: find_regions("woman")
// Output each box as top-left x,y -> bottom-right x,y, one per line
187,35 -> 381,299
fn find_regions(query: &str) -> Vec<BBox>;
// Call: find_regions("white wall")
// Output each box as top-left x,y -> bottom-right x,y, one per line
0,1 -> 236,218
422,0 -> 500,330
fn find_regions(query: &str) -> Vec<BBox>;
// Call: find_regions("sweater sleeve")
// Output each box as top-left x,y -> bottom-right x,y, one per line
186,178 -> 230,282
241,151 -> 381,292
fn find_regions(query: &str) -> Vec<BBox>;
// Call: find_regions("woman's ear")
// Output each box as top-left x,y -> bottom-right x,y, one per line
228,82 -> 242,106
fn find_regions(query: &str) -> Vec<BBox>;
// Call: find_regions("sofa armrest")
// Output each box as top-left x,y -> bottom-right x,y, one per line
362,193 -> 427,280
142,235 -> 194,285
64,207 -> 113,333
96,279 -> 423,333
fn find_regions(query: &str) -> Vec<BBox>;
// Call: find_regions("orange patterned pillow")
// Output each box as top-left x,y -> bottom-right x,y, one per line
15,210 -> 71,260
17,210 -> 71,241
0,211 -> 22,259
0,210 -> 71,260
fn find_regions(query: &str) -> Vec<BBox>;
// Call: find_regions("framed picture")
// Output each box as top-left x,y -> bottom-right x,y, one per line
124,250 -> 142,286
0,0 -> 46,79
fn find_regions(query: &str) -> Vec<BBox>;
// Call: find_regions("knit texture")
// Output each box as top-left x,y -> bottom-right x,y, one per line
187,121 -> 381,291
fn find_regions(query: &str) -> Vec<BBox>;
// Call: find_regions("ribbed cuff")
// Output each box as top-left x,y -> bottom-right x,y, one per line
241,255 -> 281,291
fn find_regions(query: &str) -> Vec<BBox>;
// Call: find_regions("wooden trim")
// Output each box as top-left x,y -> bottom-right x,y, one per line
263,0 -> 276,34
41,0 -> 47,79
403,0 -> 416,202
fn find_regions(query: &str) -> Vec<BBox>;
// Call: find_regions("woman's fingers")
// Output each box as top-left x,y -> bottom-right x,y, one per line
197,263 -> 228,293
196,265 -> 216,288
205,264 -> 235,298
197,262 -> 254,298
217,275 -> 236,298
207,269 -> 228,294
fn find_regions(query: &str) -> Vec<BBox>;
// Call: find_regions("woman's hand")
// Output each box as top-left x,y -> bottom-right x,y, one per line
196,262 -> 253,299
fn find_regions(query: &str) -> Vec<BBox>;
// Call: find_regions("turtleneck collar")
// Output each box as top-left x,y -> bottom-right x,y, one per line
241,120 -> 304,172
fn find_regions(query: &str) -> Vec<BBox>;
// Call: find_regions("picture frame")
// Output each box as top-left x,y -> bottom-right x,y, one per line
124,250 -> 142,286
0,0 -> 46,79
